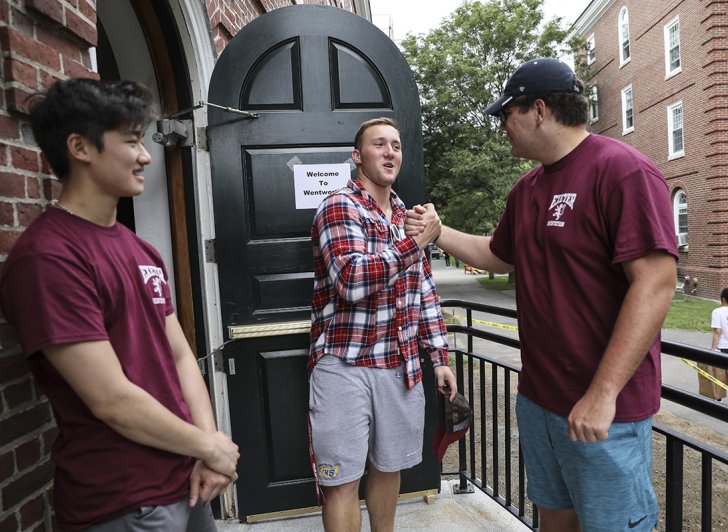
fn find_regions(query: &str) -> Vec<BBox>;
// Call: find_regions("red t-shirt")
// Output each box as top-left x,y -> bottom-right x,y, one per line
0,208 -> 194,530
490,134 -> 679,421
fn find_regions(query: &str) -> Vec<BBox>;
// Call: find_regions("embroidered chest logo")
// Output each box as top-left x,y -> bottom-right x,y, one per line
138,265 -> 167,305
547,193 -> 577,228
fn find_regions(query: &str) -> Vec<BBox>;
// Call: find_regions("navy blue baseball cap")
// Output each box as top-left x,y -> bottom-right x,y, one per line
484,57 -> 582,116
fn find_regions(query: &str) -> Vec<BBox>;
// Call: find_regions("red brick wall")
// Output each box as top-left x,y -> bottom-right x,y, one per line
207,0 -> 358,53
581,0 -> 728,299
0,1 -> 363,530
1,1 -> 97,529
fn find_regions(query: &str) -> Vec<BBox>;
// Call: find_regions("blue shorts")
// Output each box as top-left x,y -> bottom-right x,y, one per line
517,394 -> 658,532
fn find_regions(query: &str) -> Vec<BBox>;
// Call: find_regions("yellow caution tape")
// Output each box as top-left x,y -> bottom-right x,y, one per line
450,313 -> 519,332
679,358 -> 728,390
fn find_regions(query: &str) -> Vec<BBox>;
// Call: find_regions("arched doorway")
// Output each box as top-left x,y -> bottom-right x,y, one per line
96,0 -> 205,344
94,0 -> 236,518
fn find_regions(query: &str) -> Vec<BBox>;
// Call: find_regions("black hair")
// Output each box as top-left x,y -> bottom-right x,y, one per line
29,78 -> 156,181
721,288 -> 728,302
509,78 -> 589,127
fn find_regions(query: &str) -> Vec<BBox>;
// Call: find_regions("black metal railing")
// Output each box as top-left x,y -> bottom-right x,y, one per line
439,299 -> 728,532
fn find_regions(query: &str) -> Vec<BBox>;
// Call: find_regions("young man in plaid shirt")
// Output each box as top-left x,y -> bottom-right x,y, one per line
309,117 -> 457,532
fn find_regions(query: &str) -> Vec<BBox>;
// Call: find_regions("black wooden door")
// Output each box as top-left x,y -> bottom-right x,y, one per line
207,5 -> 437,519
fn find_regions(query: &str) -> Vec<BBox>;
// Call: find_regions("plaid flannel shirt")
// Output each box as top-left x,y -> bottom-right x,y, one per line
309,179 -> 448,389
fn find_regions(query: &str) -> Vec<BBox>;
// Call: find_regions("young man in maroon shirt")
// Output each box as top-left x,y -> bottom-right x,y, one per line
0,79 -> 239,531
408,58 -> 678,532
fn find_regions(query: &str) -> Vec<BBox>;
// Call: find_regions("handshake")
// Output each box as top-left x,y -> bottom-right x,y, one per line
405,203 -> 442,249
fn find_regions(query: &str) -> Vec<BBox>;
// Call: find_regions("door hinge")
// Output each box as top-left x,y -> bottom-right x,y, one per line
228,358 -> 236,375
204,238 -> 217,263
152,119 -> 194,148
151,100 -> 257,150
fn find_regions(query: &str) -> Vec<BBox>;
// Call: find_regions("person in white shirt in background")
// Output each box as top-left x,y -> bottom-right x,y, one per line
705,288 -> 728,401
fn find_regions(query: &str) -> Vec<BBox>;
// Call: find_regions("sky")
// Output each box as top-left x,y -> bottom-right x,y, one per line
370,0 -> 592,43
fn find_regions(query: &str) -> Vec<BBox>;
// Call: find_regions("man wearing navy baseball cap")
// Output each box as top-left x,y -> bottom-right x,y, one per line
407,58 -> 678,531
484,57 -> 583,117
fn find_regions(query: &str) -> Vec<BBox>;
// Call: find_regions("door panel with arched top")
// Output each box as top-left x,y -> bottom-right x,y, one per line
208,5 -> 437,518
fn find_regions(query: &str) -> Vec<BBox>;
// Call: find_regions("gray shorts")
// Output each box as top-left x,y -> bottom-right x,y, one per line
83,498 -> 216,532
309,355 -> 425,486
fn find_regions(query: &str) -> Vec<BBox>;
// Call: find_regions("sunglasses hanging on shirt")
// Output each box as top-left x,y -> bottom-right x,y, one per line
391,223 -> 404,243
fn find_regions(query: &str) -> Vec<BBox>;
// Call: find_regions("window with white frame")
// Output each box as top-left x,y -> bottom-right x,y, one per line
586,34 -> 596,65
673,189 -> 688,247
664,17 -> 681,76
621,85 -> 634,133
619,7 -> 631,65
589,85 -> 599,123
668,101 -> 684,158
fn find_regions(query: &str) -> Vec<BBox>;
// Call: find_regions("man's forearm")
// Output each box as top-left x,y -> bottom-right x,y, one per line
45,340 -> 238,477
328,238 -> 420,304
437,226 -> 513,273
90,380 -> 238,478
176,353 -> 217,433
99,381 -> 217,457
101,380 -> 243,487
712,330 -> 721,350
167,314 -> 218,433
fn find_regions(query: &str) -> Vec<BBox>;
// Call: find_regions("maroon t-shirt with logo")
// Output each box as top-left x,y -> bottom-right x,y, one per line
0,208 -> 194,530
490,134 -> 679,421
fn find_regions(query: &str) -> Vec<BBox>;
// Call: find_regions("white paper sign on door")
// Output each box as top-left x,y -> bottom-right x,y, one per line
293,163 -> 350,210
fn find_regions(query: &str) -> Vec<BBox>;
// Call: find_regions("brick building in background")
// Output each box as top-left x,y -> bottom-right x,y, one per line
0,1 -> 369,530
571,0 -> 728,300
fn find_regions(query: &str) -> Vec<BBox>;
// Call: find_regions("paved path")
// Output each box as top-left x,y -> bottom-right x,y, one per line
429,258 -> 728,436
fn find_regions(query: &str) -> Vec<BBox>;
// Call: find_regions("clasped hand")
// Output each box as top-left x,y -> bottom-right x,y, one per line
405,203 -> 441,248
190,431 -> 239,506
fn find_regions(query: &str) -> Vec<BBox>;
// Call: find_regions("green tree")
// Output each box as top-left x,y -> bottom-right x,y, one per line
401,0 -> 570,234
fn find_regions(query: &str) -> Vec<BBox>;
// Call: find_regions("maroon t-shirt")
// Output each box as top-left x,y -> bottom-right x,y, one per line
490,134 -> 679,421
0,208 -> 194,530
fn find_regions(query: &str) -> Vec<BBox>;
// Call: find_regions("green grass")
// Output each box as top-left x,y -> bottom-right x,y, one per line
475,273 -> 514,291
663,295 -> 716,332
